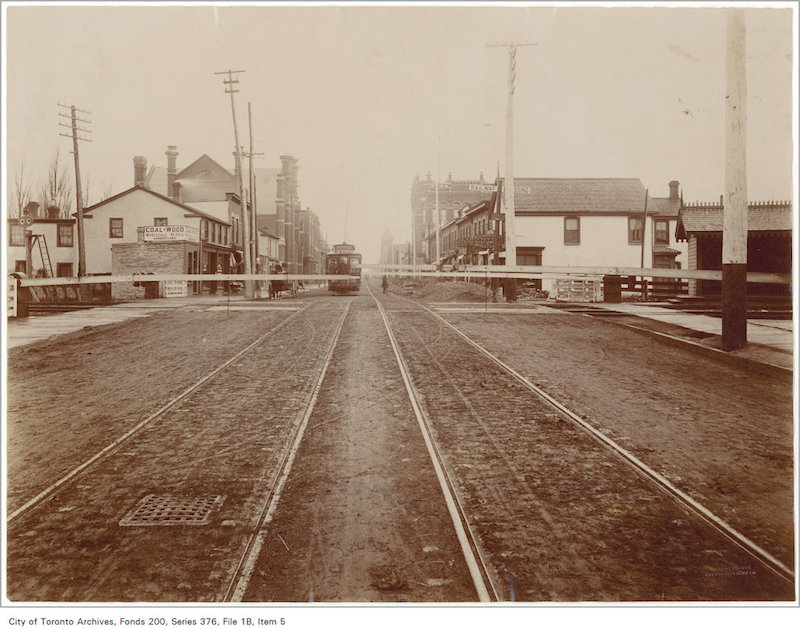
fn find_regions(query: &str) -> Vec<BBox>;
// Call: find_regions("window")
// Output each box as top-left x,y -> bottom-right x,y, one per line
154,217 -> 168,226
655,219 -> 669,244
15,260 -> 26,273
564,216 -> 580,245
203,220 -> 209,241
211,222 -> 216,243
56,263 -> 73,277
9,224 -> 25,246
109,218 -> 123,238
57,224 -> 73,247
628,217 -> 643,244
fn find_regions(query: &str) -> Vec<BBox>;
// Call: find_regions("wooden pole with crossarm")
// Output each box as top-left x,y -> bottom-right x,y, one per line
215,69 -> 253,297
58,103 -> 92,277
487,41 -> 536,301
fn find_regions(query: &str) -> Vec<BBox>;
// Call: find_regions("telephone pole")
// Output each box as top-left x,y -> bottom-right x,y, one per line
722,9 -> 748,350
435,136 -> 441,266
246,102 -> 264,276
58,103 -> 92,277
215,69 -> 252,297
486,41 -> 536,272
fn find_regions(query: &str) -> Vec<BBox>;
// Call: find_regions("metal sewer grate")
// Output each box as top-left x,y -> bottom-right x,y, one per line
119,494 -> 225,527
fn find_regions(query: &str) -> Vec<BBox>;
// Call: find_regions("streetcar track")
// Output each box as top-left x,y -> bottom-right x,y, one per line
366,282 -> 498,602
7,306 -> 310,526
225,302 -> 352,602
389,291 -> 795,586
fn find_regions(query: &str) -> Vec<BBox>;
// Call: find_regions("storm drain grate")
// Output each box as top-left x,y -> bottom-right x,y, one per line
119,494 -> 225,527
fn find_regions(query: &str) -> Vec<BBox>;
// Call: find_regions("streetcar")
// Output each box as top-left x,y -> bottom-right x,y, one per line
326,243 -> 362,295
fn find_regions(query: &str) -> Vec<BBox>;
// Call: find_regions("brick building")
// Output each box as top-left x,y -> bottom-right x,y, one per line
410,172 -> 494,264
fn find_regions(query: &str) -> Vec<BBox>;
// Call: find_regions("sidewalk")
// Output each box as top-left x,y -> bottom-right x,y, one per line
588,301 -> 794,373
429,299 -> 793,373
4,295 -> 300,351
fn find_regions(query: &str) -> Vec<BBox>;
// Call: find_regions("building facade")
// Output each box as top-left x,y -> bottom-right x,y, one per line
423,177 -> 689,295
410,172 -> 495,264
81,186 -> 237,289
6,216 -> 76,277
676,199 -> 792,296
134,148 -> 324,275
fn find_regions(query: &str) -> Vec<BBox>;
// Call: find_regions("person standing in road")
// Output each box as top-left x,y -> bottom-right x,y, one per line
381,275 -> 389,294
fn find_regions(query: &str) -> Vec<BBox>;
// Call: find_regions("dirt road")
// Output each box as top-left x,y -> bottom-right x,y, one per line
5,283 -> 795,601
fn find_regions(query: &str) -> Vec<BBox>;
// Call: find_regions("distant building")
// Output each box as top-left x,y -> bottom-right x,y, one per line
380,229 -> 410,267
434,198 -> 498,271
676,199 -> 792,297
427,177 -> 689,295
410,172 -> 494,264
134,148 -> 324,275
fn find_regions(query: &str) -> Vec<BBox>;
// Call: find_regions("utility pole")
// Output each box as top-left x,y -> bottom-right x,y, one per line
247,102 -> 264,276
723,9 -> 748,350
435,137 -> 441,267
215,69 -> 252,297
640,189 -> 649,301
58,103 -> 92,277
487,41 -> 536,300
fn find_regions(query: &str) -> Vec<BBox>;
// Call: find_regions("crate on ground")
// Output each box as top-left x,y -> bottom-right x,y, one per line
556,278 -> 602,303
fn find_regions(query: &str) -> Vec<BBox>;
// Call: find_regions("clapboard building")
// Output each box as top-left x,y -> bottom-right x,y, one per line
675,199 -> 792,297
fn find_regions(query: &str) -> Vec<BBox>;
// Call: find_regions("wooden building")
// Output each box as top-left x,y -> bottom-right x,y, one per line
675,200 -> 792,296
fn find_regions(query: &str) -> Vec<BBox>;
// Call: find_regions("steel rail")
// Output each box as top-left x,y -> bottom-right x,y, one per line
367,283 -> 498,602
417,300 -> 795,586
225,303 -> 351,602
7,307 -> 308,526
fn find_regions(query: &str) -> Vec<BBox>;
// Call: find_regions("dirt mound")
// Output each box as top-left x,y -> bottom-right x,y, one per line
398,278 -> 492,302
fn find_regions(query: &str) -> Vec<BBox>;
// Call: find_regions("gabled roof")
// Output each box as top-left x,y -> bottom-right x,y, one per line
81,185 -> 231,225
144,154 -> 279,206
176,153 -> 234,181
650,196 -> 681,217
500,177 -> 653,214
676,201 -> 792,240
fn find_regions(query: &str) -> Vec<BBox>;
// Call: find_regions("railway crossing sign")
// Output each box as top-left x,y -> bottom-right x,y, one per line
19,214 -> 33,227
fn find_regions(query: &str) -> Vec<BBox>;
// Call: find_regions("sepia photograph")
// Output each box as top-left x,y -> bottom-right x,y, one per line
2,0 -> 798,625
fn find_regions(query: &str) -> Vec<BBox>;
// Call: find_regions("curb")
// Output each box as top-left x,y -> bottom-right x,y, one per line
564,308 -> 793,379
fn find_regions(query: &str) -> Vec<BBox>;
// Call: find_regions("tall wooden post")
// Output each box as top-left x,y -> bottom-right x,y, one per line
215,69 -> 252,298
58,103 -> 91,277
487,41 -> 535,302
723,9 -> 748,350
640,189 -> 649,301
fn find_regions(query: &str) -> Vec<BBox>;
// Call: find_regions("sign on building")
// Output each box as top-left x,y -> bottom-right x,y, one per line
162,280 -> 188,298
468,183 -> 531,194
142,225 -> 199,243
8,275 -> 18,317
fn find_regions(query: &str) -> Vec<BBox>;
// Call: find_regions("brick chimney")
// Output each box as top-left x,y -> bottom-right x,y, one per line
134,156 -> 147,187
165,146 -> 179,200
669,180 -> 680,201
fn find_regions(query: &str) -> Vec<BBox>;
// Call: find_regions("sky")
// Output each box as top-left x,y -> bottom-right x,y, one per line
3,1 -> 796,264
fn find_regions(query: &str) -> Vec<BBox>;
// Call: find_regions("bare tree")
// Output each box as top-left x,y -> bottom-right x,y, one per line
82,174 -> 91,211
38,148 -> 73,218
8,158 -> 34,218
101,177 -> 114,201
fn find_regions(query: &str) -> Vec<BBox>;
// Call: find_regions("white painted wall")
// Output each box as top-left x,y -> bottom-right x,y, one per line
514,214 -> 688,293
258,233 -> 280,262
83,189 -> 204,275
6,221 -> 77,275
